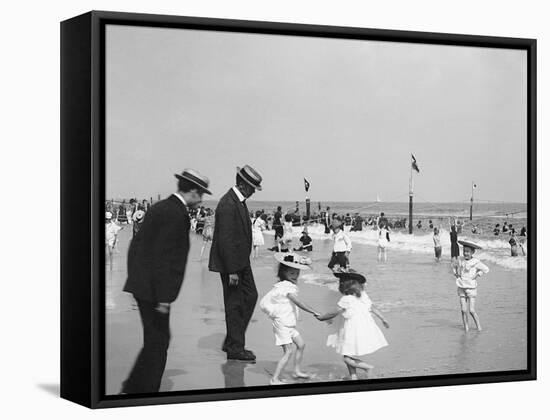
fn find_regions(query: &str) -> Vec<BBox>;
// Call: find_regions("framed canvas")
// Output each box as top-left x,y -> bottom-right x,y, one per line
60,11 -> 536,408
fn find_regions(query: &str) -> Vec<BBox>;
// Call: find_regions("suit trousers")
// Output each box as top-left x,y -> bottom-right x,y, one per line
122,298 -> 170,393
220,265 -> 258,354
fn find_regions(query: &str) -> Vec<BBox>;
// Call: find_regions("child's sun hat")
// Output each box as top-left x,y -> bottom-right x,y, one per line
458,240 -> 483,250
333,267 -> 367,284
274,252 -> 312,270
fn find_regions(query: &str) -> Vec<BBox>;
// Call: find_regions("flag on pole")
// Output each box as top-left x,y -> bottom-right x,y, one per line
304,178 -> 310,192
411,154 -> 420,173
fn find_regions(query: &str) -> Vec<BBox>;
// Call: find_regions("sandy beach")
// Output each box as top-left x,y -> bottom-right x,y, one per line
106,225 -> 527,395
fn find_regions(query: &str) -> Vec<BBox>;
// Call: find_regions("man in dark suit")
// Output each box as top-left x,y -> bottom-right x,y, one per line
121,169 -> 211,394
209,165 -> 263,362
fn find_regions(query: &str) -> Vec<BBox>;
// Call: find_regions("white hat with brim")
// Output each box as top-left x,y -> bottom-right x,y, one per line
236,165 -> 263,191
458,240 -> 483,250
274,252 -> 311,270
174,168 -> 212,195
105,211 -> 112,220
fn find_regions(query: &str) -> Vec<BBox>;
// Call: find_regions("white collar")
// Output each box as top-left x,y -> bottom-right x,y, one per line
173,192 -> 187,207
232,186 -> 246,202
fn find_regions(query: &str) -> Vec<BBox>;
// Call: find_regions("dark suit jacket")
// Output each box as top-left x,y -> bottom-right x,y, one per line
208,188 -> 252,274
124,194 -> 190,303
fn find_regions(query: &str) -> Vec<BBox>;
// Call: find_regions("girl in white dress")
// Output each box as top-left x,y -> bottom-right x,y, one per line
260,253 -> 320,385
278,214 -> 294,252
105,211 -> 123,270
252,210 -> 266,258
316,271 -> 389,379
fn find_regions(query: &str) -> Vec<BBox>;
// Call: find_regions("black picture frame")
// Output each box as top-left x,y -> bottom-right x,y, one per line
60,10 -> 537,409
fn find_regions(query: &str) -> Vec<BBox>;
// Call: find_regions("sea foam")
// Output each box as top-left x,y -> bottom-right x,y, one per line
265,224 -> 526,271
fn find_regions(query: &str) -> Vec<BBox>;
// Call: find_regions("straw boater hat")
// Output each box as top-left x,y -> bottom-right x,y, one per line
333,268 -> 367,284
133,210 -> 145,221
458,240 -> 483,250
236,165 -> 263,191
274,252 -> 312,270
105,211 -> 112,220
174,168 -> 212,195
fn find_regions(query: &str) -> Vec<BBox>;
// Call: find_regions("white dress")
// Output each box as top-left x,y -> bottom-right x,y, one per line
105,222 -> 122,247
252,218 -> 266,246
281,221 -> 293,248
327,293 -> 388,356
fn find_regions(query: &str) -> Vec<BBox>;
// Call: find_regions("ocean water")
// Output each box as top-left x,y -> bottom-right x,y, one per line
202,200 -> 528,271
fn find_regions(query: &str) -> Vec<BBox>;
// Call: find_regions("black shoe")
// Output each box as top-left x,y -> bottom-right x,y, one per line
243,349 -> 256,359
227,351 -> 256,362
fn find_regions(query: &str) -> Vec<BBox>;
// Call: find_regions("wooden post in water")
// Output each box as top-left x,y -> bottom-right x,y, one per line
306,197 -> 311,220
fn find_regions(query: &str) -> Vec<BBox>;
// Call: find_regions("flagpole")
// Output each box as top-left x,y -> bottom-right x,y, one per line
470,181 -> 474,221
409,156 -> 413,234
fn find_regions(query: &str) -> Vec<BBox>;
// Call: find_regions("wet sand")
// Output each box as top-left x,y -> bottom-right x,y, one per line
106,227 -> 527,395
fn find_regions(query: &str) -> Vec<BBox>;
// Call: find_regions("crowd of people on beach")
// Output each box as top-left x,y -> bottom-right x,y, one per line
107,165 -> 527,391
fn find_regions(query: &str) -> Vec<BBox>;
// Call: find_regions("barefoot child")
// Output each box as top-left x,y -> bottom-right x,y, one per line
251,210 -> 266,258
199,209 -> 215,259
260,253 -> 320,385
433,227 -> 442,261
294,228 -> 313,252
105,211 -> 123,270
316,270 -> 389,380
452,240 -> 490,331
377,222 -> 390,263
328,220 -> 352,270
278,214 -> 294,252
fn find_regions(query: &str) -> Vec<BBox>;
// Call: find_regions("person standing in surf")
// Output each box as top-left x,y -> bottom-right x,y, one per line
433,227 -> 442,262
449,223 -> 459,263
452,240 -> 489,332
377,221 -> 390,263
328,219 -> 352,270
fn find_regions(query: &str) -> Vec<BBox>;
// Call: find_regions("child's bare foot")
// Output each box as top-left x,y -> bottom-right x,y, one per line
292,371 -> 312,379
270,378 -> 288,385
363,366 -> 374,378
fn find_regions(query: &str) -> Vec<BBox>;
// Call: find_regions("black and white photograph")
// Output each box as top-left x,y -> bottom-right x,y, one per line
102,21 -> 531,396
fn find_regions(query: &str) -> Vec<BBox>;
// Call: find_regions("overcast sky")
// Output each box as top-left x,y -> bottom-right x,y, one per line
106,25 -> 527,203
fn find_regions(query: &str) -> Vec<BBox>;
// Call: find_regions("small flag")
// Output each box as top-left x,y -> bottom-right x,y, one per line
411,154 -> 420,173
304,178 -> 310,192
